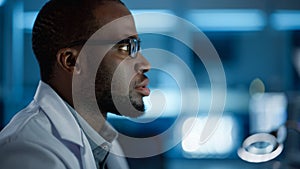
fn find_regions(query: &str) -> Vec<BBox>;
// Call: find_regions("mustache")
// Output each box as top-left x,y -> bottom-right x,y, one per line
132,74 -> 149,86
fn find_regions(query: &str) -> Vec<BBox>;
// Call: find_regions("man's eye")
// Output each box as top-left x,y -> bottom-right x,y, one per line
118,44 -> 129,52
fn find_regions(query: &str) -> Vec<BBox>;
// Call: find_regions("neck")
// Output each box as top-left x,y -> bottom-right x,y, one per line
47,77 -> 74,108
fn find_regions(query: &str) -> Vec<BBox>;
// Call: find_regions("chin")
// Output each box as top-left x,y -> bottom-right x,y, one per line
97,89 -> 147,118
112,102 -> 145,118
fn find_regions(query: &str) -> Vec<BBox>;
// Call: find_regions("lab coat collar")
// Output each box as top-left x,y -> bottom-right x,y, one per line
33,81 -> 84,147
66,103 -> 118,148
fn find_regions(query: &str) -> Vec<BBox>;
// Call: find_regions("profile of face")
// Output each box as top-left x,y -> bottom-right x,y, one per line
89,2 -> 151,118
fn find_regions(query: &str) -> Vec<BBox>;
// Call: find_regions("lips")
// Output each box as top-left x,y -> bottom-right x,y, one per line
135,78 -> 150,96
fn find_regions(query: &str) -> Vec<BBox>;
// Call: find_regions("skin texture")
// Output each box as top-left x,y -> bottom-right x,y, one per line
49,1 -> 151,123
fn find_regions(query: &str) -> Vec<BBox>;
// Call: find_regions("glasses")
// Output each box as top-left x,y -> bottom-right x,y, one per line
66,37 -> 141,59
116,38 -> 141,58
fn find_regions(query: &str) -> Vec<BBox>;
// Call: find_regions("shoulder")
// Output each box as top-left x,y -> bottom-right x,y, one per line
0,101 -> 81,169
0,140 -> 67,169
0,100 -> 50,141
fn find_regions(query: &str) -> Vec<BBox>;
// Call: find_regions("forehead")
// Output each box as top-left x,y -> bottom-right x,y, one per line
92,2 -> 137,40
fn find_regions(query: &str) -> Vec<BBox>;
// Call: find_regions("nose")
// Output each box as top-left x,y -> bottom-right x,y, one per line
135,52 -> 151,74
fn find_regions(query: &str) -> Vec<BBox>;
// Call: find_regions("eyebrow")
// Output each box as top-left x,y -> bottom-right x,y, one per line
127,35 -> 139,39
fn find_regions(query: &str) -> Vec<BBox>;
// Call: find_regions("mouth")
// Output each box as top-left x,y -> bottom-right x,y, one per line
135,78 -> 150,96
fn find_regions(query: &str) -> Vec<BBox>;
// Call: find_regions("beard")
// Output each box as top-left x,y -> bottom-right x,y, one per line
96,89 -> 145,118
95,64 -> 146,118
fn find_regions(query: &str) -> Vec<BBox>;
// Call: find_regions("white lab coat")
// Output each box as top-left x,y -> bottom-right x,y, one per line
0,81 -> 129,169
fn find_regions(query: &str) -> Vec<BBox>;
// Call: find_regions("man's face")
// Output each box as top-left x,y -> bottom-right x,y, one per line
92,3 -> 151,117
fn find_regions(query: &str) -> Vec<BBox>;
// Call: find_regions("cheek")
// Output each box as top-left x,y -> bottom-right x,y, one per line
111,60 -> 136,94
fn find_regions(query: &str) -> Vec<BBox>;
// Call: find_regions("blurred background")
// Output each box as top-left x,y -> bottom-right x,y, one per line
1,0 -> 300,168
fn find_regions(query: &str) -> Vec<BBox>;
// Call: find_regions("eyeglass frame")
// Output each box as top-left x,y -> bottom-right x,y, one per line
65,37 -> 141,59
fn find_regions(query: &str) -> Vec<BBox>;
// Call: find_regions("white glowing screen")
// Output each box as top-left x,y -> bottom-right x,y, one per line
181,116 -> 236,156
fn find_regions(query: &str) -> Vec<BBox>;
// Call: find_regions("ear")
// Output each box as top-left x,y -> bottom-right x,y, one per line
56,48 -> 80,74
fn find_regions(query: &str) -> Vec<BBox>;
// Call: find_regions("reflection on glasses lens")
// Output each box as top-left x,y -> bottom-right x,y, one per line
117,38 -> 141,58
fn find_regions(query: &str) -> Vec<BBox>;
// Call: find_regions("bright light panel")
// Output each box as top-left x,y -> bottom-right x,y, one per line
271,10 -> 300,30
249,93 -> 287,133
181,116 -> 236,157
131,9 -> 176,33
186,9 -> 266,31
0,0 -> 6,6
23,11 -> 38,30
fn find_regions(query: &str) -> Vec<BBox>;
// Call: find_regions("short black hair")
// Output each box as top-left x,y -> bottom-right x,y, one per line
32,0 -> 124,82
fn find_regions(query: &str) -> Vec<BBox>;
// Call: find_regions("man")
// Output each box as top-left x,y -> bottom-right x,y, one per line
0,0 -> 151,168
